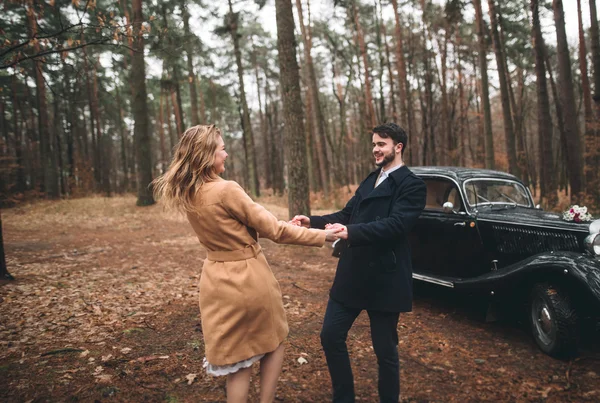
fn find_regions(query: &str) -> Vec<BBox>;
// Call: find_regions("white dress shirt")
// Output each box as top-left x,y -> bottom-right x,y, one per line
375,163 -> 404,187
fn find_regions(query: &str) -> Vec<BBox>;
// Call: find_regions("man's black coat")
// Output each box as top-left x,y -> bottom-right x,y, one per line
310,165 -> 426,312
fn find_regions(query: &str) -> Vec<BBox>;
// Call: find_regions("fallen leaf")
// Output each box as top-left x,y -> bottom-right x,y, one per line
120,348 -> 131,354
130,355 -> 161,363
185,373 -> 197,385
95,374 -> 113,384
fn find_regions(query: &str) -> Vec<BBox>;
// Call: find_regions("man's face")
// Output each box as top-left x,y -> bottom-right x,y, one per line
372,133 -> 402,169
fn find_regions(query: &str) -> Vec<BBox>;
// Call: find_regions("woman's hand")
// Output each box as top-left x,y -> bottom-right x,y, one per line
290,215 -> 310,228
325,223 -> 348,240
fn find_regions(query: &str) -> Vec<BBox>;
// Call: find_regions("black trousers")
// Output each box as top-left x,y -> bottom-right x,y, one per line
320,297 -> 400,403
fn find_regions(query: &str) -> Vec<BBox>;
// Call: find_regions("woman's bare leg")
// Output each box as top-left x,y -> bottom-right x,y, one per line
226,366 -> 252,403
259,344 -> 285,403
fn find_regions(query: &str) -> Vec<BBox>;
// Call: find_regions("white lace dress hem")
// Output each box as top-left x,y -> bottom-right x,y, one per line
203,354 -> 265,376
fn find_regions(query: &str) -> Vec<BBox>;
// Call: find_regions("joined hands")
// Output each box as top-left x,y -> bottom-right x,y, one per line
289,215 -> 348,241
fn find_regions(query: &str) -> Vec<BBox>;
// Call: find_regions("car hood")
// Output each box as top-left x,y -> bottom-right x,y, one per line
474,207 -> 591,233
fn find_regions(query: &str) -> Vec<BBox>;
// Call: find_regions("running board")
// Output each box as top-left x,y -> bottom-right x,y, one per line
412,273 -> 455,288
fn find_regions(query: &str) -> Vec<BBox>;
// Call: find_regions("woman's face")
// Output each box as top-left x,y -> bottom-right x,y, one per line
213,135 -> 228,175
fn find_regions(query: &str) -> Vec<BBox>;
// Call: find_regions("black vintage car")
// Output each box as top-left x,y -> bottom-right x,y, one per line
409,167 -> 600,357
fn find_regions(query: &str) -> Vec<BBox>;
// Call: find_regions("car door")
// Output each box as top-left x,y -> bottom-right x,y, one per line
410,177 -> 485,279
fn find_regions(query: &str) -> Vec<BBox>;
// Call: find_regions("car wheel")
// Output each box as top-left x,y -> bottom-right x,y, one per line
529,283 -> 579,357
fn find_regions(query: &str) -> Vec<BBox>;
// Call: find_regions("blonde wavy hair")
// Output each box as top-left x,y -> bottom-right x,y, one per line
152,125 -> 222,213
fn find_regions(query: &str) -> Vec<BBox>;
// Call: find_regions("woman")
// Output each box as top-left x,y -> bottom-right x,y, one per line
152,125 -> 340,403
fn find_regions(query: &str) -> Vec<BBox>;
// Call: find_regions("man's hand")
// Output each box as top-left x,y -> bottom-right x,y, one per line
325,223 -> 348,240
290,215 -> 310,228
324,227 -> 343,242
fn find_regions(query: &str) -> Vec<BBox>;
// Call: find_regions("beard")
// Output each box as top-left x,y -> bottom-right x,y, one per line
375,149 -> 396,168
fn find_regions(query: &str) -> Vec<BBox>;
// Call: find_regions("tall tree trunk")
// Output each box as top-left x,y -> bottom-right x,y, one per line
52,93 -> 65,196
456,31 -> 467,167
579,0 -> 599,205
253,51 -> 271,189
209,79 -> 218,123
266,82 -> 285,195
545,49 -> 568,194
440,30 -> 450,165
374,1 -> 386,122
513,68 -> 530,186
11,77 -> 26,193
418,1 -> 434,166
553,0 -> 584,202
275,0 -> 311,217
0,102 -> 9,203
91,58 -> 111,196
352,0 -> 377,129
405,19 -> 417,165
169,89 -> 183,136
132,0 -> 155,206
182,3 -> 200,126
27,1 -> 59,198
532,0 -> 557,207
332,56 -> 352,185
295,0 -> 330,197
228,0 -> 259,197
164,88 -> 176,151
379,0 -> 396,121
590,0 -> 600,98
61,61 -> 75,194
0,210 -> 13,280
199,77 -> 206,123
391,0 -> 408,128
303,80 -> 319,192
473,0 -> 495,169
158,91 -> 167,173
161,5 -> 185,136
499,16 -> 528,184
115,83 -> 129,192
488,0 -> 519,176
589,0 -> 600,205
81,42 -> 99,191
472,53 -> 483,166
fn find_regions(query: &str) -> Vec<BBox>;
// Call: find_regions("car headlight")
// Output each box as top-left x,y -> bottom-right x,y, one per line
584,233 -> 600,256
590,219 -> 600,234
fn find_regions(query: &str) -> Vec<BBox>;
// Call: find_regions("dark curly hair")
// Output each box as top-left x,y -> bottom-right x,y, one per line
372,122 -> 407,156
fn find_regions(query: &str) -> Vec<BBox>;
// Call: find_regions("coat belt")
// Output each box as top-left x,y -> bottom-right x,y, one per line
206,243 -> 262,262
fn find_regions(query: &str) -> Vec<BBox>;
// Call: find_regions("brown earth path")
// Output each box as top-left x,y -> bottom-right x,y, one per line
1,196 -> 599,402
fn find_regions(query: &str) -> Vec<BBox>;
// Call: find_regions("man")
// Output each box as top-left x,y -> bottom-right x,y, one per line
292,123 -> 426,403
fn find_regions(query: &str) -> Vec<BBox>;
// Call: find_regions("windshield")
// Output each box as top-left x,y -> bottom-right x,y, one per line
463,179 -> 532,208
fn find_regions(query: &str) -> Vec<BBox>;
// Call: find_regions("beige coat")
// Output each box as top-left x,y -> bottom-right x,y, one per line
187,178 -> 326,366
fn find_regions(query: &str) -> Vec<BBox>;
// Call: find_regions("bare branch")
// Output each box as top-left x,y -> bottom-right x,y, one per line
0,22 -> 85,59
0,38 -> 110,70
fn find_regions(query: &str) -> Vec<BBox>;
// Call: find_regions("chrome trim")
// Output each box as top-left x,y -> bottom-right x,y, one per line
584,233 -> 600,256
463,177 -> 533,208
590,219 -> 600,235
477,218 -> 589,233
413,273 -> 455,288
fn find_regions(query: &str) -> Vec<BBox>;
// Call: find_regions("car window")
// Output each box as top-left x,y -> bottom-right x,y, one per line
464,179 -> 531,207
424,178 -> 462,211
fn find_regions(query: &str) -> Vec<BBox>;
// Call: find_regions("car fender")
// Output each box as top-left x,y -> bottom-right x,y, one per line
454,252 -> 600,307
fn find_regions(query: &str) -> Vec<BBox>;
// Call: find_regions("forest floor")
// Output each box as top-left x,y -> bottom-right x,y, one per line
1,195 -> 600,402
